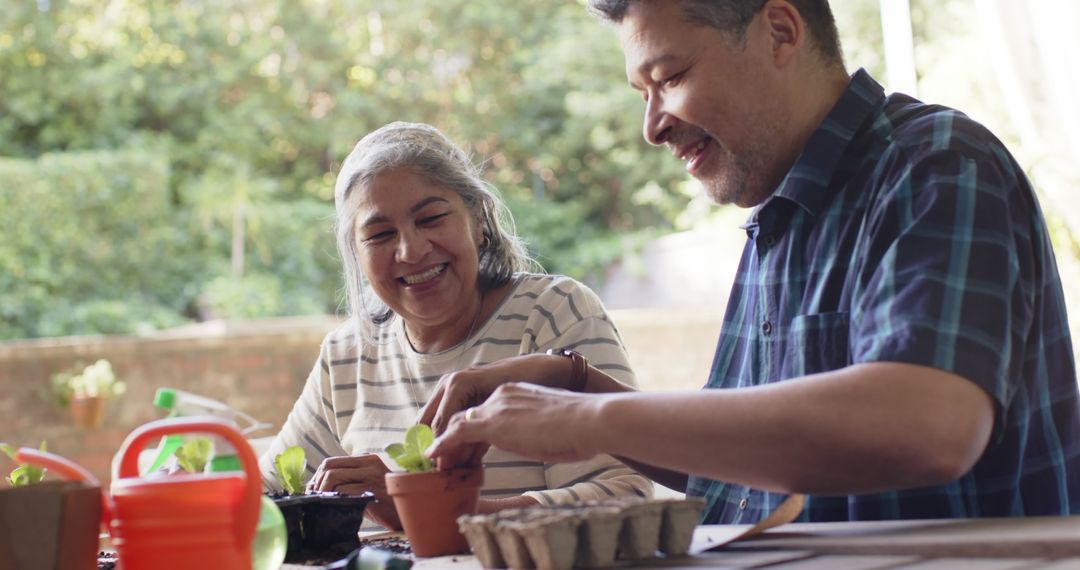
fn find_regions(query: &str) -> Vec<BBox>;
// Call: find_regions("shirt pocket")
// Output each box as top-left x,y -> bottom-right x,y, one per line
781,312 -> 851,378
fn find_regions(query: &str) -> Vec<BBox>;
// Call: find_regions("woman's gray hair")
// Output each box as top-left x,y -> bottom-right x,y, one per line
333,121 -> 537,342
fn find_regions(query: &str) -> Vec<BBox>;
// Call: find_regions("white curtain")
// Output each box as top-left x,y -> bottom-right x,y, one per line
973,0 -> 1080,237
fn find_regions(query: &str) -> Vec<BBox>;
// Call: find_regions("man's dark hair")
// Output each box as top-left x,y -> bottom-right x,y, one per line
587,0 -> 843,66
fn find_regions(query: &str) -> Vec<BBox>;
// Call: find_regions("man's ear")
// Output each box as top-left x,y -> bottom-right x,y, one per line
761,0 -> 805,68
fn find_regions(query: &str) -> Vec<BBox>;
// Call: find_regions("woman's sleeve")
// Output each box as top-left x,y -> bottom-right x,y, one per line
523,283 -> 654,502
525,454 -> 655,504
258,338 -> 348,491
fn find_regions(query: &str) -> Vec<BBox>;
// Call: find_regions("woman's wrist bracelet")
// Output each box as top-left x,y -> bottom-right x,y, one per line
546,348 -> 588,392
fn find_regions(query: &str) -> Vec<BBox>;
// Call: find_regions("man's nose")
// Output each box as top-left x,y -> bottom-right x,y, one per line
396,229 -> 432,263
643,94 -> 674,146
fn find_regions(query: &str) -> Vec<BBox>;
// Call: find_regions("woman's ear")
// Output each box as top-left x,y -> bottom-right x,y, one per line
473,212 -> 490,251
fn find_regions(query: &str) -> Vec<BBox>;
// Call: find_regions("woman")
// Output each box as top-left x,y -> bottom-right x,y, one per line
259,122 -> 651,530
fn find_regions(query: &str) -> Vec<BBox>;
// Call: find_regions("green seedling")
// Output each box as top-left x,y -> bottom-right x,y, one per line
1,441 -> 48,487
384,424 -> 435,473
174,436 -> 213,473
273,445 -> 307,495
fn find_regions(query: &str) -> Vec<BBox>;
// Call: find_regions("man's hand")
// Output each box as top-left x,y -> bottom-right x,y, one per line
427,382 -> 605,469
306,454 -> 402,530
418,353 -> 558,435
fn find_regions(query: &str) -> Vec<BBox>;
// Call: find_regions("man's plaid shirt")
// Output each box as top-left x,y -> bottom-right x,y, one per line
687,69 -> 1080,523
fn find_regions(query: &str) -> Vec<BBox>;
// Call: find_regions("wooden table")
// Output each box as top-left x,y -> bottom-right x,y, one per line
390,516 -> 1080,569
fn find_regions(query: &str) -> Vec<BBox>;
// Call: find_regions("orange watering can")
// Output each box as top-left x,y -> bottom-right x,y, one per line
16,417 -> 261,570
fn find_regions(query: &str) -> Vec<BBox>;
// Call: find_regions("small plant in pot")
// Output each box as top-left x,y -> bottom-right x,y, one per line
384,425 -> 483,557
269,445 -> 374,563
50,359 -> 126,429
0,442 -> 101,570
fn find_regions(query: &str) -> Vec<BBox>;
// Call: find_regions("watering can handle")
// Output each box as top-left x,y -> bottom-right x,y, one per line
13,448 -> 100,486
115,417 -> 262,549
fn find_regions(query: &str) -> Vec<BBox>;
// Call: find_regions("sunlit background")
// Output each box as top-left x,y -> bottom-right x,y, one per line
2,0 -> 1078,490
1,0 -> 1077,346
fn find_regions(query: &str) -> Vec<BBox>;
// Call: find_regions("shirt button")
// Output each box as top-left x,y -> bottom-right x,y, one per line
739,498 -> 749,510
761,321 -> 772,335
763,234 -> 776,246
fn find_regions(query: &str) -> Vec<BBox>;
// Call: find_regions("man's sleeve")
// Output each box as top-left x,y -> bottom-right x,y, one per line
850,144 -> 1034,418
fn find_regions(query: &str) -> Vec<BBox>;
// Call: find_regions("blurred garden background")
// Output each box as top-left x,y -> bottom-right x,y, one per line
1,0 -> 1079,483
1,0 -> 1078,341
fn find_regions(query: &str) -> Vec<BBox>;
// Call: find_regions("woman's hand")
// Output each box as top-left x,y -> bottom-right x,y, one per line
306,454 -> 402,530
419,353 -> 561,434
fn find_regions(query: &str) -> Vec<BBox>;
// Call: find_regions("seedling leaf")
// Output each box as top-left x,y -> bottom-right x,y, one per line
385,443 -> 406,460
383,425 -> 435,473
406,424 -> 434,454
1,441 -> 48,487
175,437 -> 213,473
273,445 -> 307,495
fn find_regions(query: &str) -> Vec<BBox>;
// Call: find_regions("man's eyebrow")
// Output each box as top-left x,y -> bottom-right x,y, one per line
628,54 -> 681,90
359,196 -> 451,229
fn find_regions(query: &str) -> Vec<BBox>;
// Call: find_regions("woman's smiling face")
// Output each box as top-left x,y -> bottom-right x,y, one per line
352,167 -> 483,335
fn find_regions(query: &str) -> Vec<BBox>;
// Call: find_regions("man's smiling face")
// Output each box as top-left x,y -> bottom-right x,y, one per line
619,1 -> 791,208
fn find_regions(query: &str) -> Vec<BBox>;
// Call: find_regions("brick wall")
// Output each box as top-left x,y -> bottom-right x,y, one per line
0,316 -> 341,485
0,309 -> 722,486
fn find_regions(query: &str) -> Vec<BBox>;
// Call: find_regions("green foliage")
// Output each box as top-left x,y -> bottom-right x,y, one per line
7,0 -> 1022,343
1,441 -> 48,487
0,149 -> 192,340
200,273 -> 285,320
49,359 -> 126,407
385,424 -> 436,473
273,445 -> 307,495
174,437 -> 214,474
0,1 -> 705,341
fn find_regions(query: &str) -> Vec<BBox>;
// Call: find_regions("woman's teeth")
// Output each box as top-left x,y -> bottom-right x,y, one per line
402,264 -> 446,285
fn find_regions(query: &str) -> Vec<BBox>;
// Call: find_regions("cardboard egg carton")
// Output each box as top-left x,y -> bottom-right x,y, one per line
457,497 -> 707,569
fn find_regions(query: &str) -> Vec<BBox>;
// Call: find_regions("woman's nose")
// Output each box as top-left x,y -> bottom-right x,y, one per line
396,229 -> 432,263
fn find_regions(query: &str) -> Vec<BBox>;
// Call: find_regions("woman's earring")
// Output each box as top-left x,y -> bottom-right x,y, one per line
479,233 -> 491,252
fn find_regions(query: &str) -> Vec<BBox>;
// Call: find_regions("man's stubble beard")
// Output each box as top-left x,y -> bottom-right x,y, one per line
703,106 -> 787,208
702,137 -> 773,208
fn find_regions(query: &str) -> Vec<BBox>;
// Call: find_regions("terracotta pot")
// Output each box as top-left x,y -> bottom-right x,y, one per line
385,468 -> 483,557
68,395 -> 105,429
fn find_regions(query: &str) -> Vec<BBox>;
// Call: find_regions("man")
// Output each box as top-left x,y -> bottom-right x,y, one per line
423,0 -> 1080,522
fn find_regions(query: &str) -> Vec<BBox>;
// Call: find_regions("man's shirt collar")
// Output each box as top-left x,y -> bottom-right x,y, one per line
743,68 -> 886,234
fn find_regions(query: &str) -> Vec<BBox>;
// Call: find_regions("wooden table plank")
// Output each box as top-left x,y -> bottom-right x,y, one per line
762,554 -> 919,569
283,517 -> 1080,568
886,558 -> 1045,570
1034,560 -> 1080,570
646,550 -> 814,568
723,517 -> 1080,558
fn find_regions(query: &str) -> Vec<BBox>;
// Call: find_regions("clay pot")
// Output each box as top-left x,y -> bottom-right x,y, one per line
385,468 -> 482,557
68,395 -> 105,429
